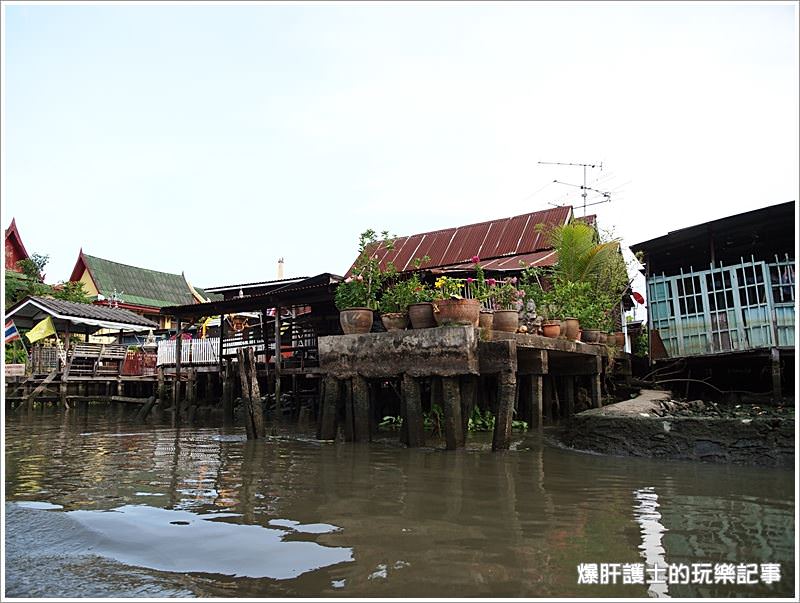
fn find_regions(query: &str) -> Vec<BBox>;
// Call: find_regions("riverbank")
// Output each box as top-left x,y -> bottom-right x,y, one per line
559,389 -> 795,467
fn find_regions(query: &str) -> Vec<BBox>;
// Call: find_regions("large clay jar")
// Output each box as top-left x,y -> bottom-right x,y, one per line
582,329 -> 600,343
339,308 -> 373,334
542,320 -> 561,338
493,309 -> 519,333
563,317 -> 580,341
408,303 -> 436,329
433,298 -> 480,327
479,310 -> 494,330
614,331 -> 625,347
381,312 -> 408,332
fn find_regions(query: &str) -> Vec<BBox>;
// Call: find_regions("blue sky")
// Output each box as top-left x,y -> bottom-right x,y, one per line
3,2 -> 797,290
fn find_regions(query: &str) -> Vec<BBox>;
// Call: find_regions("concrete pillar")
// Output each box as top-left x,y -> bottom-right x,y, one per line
492,371 -> 516,451
442,376 -> 464,450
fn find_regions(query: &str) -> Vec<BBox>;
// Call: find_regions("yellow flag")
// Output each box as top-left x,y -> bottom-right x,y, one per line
26,316 -> 56,343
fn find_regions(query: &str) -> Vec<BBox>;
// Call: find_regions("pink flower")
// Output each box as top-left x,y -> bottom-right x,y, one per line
487,278 -> 496,286
466,277 -> 474,284
471,255 -> 480,264
356,274 -> 364,281
344,277 -> 353,284
517,290 -> 526,297
510,277 -> 517,284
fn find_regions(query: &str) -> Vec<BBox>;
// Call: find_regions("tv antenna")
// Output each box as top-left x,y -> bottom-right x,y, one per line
549,180 -> 612,210
538,160 -> 603,216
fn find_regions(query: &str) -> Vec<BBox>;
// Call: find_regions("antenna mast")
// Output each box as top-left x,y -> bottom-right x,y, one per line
538,160 -> 603,216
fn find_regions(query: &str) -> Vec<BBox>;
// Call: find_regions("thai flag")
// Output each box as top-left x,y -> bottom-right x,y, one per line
5,319 -> 21,343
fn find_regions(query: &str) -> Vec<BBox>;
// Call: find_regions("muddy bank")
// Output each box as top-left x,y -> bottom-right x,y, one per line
559,390 -> 794,467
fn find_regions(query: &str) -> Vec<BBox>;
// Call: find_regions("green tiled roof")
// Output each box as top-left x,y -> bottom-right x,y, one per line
82,254 -> 220,309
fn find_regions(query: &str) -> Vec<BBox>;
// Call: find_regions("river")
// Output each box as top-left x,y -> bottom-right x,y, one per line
4,404 -> 794,598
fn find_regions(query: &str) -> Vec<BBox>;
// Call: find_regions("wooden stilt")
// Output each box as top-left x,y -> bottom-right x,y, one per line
459,375 -> 477,441
771,347 -> 782,401
319,376 -> 338,440
222,359 -> 234,424
237,348 -> 254,439
343,379 -> 354,442
492,371 -> 516,451
530,375 -> 543,430
402,374 -> 425,447
352,375 -> 370,442
590,371 -> 602,408
442,376 -> 464,450
173,320 -> 183,423
247,347 -> 265,437
274,307 -> 282,419
564,376 -> 575,419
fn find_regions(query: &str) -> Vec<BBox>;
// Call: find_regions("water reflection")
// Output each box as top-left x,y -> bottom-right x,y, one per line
633,487 -> 669,598
4,406 -> 795,598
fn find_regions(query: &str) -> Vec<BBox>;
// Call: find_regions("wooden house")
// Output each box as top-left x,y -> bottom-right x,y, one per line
631,201 -> 795,398
68,250 -> 219,330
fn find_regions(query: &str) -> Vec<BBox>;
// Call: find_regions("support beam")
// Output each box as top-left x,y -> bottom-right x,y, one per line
222,358 -> 234,425
274,307 -> 282,419
173,319 -> 183,421
402,374 -> 425,448
343,379 -> 354,442
770,347 -> 782,401
459,375 -> 477,441
442,376 -> 464,450
492,371 -> 516,451
237,348 -> 254,439
247,347 -> 265,437
564,377 -> 575,419
352,375 -> 370,442
319,376 -> 339,440
529,374 -> 543,430
591,372 -> 602,408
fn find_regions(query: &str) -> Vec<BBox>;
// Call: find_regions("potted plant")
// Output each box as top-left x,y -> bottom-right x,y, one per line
432,276 -> 480,326
335,229 -> 394,334
489,276 -> 524,332
378,278 -> 417,331
403,258 -> 437,329
470,256 -> 494,329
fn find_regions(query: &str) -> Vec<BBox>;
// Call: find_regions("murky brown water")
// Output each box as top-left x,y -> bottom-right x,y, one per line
4,404 -> 795,598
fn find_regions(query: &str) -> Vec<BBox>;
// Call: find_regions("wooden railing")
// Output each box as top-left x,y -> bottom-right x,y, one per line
157,337 -> 221,366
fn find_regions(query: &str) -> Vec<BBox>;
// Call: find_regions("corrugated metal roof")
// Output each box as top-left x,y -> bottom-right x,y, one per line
349,206 -> 571,274
8,296 -> 158,328
441,250 -> 558,271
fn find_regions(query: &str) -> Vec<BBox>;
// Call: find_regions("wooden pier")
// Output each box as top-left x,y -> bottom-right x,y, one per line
317,325 -> 629,450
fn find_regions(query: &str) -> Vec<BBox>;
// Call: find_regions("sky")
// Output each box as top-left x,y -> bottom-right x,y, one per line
2,1 -> 798,293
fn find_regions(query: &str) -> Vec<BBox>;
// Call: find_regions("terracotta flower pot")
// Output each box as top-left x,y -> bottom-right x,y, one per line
542,320 -> 561,338
408,303 -> 436,329
381,312 -> 408,332
339,307 -> 373,335
563,317 -> 580,341
558,319 -> 567,338
614,331 -> 625,347
479,310 -> 494,330
433,298 -> 480,327
493,309 -> 519,333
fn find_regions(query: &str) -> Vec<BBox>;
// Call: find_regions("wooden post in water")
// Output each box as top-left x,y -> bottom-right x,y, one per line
492,371 -> 516,451
351,375 -> 370,442
590,356 -> 602,408
237,347 -> 254,439
247,347 -> 265,437
318,376 -> 338,440
173,319 -> 183,420
564,376 -> 575,419
442,376 -> 464,450
459,375 -> 477,441
157,367 -> 165,403
343,379 -> 354,442
401,374 -> 425,447
770,347 -> 782,401
222,358 -> 234,424
274,306 -> 282,419
529,375 -> 543,430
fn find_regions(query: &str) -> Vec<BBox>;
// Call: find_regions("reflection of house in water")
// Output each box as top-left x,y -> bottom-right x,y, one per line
631,201 -> 795,399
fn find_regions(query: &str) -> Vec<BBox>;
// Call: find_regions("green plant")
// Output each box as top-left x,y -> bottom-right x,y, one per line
379,278 -> 418,314
512,419 -> 529,431
433,276 -> 465,300
423,403 -> 443,435
335,229 -> 395,311
378,415 -> 403,430
468,406 -> 495,431
5,341 -> 27,364
490,277 -> 524,310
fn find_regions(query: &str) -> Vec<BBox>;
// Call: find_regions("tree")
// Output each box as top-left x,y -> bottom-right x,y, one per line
5,253 -> 91,309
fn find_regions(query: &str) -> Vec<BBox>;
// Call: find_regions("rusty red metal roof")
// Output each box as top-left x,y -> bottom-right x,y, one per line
349,206 -> 571,274
440,249 -> 558,272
